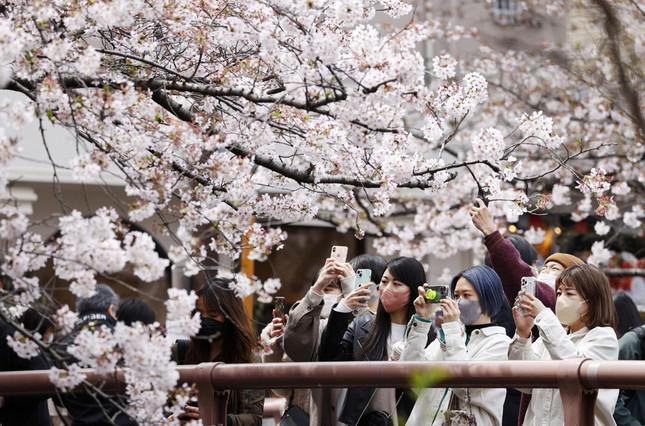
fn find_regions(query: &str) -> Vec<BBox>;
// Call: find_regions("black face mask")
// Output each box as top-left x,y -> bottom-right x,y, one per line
195,318 -> 226,341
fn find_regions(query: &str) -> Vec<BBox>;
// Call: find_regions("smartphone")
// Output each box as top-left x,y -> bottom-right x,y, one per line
423,285 -> 450,304
355,269 -> 372,287
342,268 -> 372,297
330,246 -> 348,263
520,277 -> 536,296
518,277 -> 536,317
273,296 -> 286,318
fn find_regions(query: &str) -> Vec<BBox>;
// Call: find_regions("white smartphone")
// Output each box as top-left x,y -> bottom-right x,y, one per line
330,245 -> 348,263
520,276 -> 536,296
355,269 -> 372,287
518,276 -> 536,317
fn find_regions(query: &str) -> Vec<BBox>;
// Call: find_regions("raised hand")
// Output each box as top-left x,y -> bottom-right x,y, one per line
512,305 -> 535,339
413,286 -> 433,319
312,258 -> 342,294
343,283 -> 373,311
439,298 -> 460,323
469,198 -> 497,237
269,311 -> 287,339
516,291 -> 545,319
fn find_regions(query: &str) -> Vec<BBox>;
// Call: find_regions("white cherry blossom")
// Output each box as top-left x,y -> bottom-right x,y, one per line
587,241 -> 612,267
524,227 -> 546,245
6,331 -> 41,359
49,365 -> 87,392
594,222 -> 611,236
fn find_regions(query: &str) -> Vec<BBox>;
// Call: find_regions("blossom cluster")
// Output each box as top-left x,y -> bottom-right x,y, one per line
165,288 -> 201,339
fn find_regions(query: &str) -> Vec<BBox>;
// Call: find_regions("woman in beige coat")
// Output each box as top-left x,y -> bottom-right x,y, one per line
283,254 -> 386,426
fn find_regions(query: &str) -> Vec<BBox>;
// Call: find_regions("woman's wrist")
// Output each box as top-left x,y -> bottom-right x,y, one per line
414,313 -> 433,323
516,328 -> 531,339
482,225 -> 497,236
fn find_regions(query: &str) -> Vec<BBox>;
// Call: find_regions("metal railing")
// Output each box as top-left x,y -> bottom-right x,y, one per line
1,360 -> 645,426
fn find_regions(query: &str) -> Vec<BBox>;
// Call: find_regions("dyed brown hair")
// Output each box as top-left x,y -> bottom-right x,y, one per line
556,264 -> 617,330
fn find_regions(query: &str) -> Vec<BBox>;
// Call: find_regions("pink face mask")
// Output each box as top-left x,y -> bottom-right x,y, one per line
380,287 -> 410,313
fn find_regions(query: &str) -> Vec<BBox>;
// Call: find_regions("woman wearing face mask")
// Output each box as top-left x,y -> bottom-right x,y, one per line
282,254 -> 386,426
259,263 -> 345,423
318,256 -> 426,426
470,200 -> 575,425
510,264 -> 619,426
401,265 -> 511,426
173,277 -> 263,426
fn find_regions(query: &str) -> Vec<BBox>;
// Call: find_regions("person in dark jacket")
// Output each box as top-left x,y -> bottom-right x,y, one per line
319,257 -> 431,426
173,275 -> 263,426
614,325 -> 645,425
57,284 -> 136,426
613,291 -> 642,339
0,305 -> 54,426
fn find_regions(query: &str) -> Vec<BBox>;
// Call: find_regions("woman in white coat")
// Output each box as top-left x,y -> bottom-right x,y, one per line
510,264 -> 619,426
401,265 -> 512,426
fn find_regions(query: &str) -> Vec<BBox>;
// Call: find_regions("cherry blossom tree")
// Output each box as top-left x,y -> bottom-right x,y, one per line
0,0 -> 642,422
460,0 -> 643,264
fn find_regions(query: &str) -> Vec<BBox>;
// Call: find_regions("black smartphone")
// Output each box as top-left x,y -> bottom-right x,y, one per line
273,296 -> 286,318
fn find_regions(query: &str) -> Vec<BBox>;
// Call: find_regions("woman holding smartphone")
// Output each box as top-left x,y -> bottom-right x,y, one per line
282,253 -> 387,426
318,256 -> 427,425
509,264 -> 619,426
401,265 -> 511,426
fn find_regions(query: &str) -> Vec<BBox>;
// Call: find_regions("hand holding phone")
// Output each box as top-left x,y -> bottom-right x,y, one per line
273,296 -> 286,319
517,277 -> 536,317
415,285 -> 447,319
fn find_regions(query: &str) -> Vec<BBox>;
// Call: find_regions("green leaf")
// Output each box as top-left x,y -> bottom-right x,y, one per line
409,366 -> 450,396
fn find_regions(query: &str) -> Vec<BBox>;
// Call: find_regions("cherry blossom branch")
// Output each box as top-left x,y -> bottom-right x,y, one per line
592,0 -> 644,137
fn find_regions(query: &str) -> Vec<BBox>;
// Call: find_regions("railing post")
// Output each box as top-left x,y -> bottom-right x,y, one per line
196,363 -> 229,426
557,358 -> 597,426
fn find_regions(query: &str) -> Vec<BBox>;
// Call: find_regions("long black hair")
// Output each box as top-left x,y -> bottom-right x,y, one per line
184,275 -> 256,364
362,257 -> 426,359
614,291 -> 642,338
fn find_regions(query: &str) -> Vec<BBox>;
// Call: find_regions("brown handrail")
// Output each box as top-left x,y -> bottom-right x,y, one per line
2,360 -> 645,425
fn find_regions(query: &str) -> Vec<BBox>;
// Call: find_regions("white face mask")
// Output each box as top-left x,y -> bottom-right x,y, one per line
555,295 -> 586,326
536,272 -> 557,288
321,293 -> 339,318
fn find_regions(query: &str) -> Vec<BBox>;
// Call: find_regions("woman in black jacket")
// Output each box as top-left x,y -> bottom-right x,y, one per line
319,256 -> 429,426
174,276 -> 264,426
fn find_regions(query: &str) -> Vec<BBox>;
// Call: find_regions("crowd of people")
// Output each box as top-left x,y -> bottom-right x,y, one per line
0,201 -> 643,426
